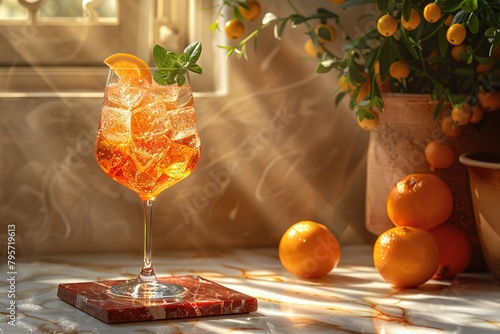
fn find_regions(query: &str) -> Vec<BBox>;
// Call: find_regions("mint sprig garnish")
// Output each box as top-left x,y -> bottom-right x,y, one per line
153,42 -> 203,86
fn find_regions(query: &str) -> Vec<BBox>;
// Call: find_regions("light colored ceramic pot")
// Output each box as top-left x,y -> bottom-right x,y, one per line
460,152 -> 500,284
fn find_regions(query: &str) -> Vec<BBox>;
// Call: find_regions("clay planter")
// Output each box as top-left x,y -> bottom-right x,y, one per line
365,93 -> 500,270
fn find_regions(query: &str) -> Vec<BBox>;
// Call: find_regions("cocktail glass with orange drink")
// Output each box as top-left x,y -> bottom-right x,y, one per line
94,43 -> 202,301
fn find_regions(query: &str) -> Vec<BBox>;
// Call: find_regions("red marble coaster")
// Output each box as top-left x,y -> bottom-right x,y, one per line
57,275 -> 258,324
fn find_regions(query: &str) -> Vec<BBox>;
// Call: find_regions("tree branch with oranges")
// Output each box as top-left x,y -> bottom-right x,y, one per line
212,0 -> 500,133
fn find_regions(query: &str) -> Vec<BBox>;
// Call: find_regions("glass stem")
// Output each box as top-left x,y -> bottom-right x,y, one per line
137,198 -> 158,284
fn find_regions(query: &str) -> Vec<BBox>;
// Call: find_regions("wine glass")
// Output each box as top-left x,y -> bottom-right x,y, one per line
94,68 -> 201,301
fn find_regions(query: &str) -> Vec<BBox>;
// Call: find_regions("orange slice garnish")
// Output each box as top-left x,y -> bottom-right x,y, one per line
103,53 -> 152,84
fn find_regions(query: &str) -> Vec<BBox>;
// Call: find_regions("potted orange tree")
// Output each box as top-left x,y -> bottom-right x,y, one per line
211,0 -> 500,270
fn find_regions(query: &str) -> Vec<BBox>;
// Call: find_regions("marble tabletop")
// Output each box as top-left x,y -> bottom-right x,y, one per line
1,245 -> 500,333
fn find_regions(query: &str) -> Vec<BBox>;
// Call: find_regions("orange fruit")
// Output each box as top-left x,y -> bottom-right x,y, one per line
279,221 -> 341,278
103,53 -> 152,84
444,14 -> 453,26
238,0 -> 261,21
441,115 -> 464,137
304,38 -> 325,58
429,223 -> 472,279
446,23 -> 467,45
423,3 -> 442,23
314,23 -> 336,44
225,19 -> 245,39
401,9 -> 421,30
357,108 -> 379,130
377,14 -> 398,37
476,59 -> 495,74
477,90 -> 500,112
451,105 -> 472,125
387,173 -> 453,230
389,60 -> 410,82
355,77 -> 372,103
451,44 -> 466,62
373,226 -> 440,288
337,74 -> 353,92
424,140 -> 455,171
469,103 -> 485,123
427,51 -> 440,71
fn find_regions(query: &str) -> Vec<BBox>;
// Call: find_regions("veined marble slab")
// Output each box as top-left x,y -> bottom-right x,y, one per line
1,246 -> 499,333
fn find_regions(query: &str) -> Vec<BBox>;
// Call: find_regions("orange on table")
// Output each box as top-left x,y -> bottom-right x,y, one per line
373,226 -> 440,288
278,220 -> 341,279
103,53 -> 152,84
387,173 -> 453,230
429,223 -> 472,279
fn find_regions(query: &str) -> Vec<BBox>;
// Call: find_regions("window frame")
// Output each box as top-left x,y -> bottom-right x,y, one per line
0,0 -> 226,97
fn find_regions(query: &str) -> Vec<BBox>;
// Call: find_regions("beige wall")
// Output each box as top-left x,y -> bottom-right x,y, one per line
0,1 -> 376,256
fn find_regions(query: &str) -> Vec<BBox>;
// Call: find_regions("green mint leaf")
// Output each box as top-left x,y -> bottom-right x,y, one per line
187,63 -> 203,74
153,44 -> 169,68
152,42 -> 203,85
183,41 -> 202,64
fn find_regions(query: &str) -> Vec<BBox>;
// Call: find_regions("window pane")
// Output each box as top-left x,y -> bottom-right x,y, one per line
0,0 -> 26,18
0,0 -> 117,19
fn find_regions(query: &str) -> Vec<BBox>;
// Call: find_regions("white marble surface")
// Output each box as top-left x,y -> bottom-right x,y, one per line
1,245 -> 500,333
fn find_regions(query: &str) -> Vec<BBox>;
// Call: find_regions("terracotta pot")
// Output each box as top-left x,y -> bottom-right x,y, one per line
365,93 -> 500,270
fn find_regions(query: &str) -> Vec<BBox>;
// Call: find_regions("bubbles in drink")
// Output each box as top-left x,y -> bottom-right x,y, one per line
168,106 -> 200,145
158,142 -> 197,179
130,102 -> 172,172
175,86 -> 194,107
107,75 -> 150,108
96,76 -> 201,199
99,106 -> 132,144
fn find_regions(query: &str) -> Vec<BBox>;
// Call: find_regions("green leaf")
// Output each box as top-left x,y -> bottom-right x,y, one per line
183,41 -> 203,64
152,42 -> 203,85
399,27 -> 420,59
402,0 -> 412,22
438,0 -> 463,12
316,63 -> 334,73
438,26 -> 448,57
433,98 -> 444,120
188,63 -> 203,74
460,0 -> 478,13
153,44 -> 170,68
452,10 -> 468,24
377,0 -> 387,11
468,13 -> 480,33
317,26 -> 332,41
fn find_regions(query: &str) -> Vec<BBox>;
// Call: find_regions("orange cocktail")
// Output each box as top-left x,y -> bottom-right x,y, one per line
94,44 -> 202,301
95,77 -> 201,201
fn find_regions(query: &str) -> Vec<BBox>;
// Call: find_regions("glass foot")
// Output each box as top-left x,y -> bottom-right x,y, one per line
108,280 -> 188,301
